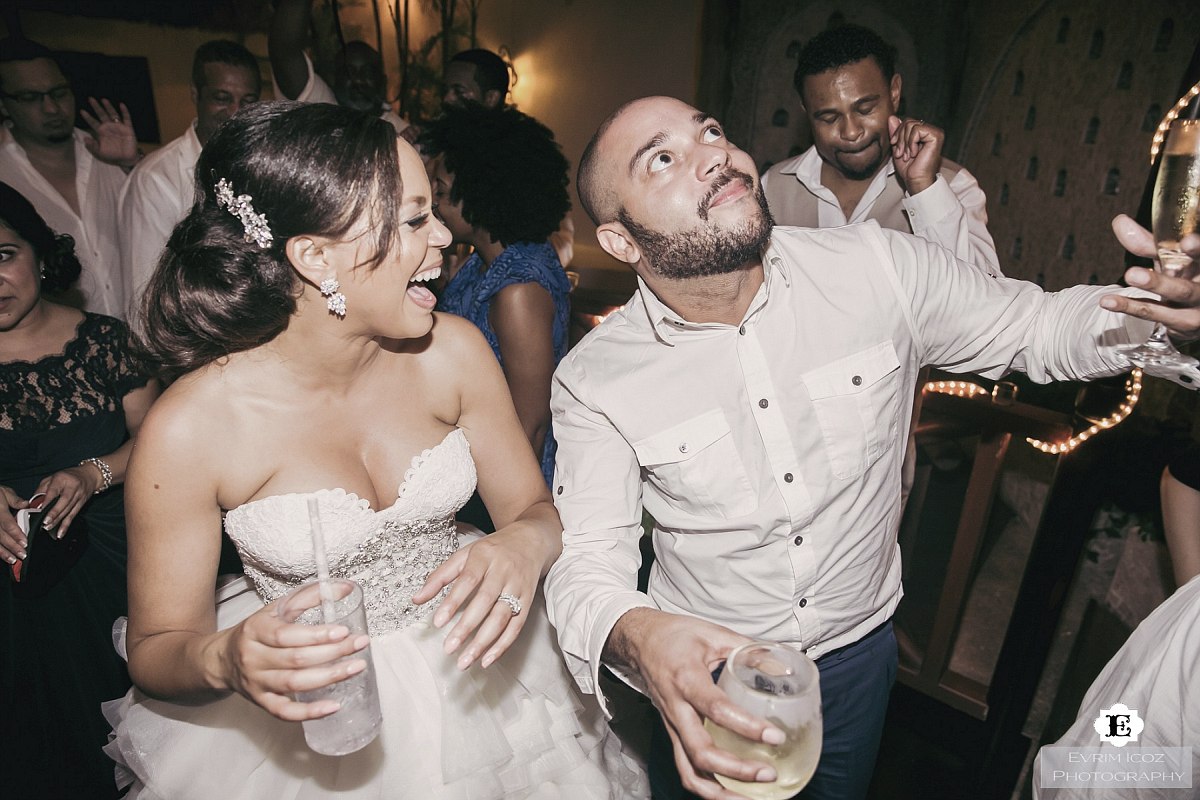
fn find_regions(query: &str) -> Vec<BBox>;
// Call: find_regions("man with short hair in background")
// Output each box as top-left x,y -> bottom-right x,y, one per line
119,40 -> 262,312
269,0 -> 409,137
0,37 -> 139,318
442,48 -> 510,110
762,24 -> 1000,277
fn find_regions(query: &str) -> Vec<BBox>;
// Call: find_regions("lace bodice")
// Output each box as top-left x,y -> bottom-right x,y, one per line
223,429 -> 477,635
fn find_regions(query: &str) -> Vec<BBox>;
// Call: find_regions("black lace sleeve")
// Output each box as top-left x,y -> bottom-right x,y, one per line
82,313 -> 153,398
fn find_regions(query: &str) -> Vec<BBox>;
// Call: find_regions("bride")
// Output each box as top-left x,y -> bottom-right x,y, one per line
104,101 -> 645,799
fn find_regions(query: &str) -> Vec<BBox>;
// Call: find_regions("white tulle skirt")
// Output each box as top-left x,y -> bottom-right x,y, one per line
103,577 -> 647,799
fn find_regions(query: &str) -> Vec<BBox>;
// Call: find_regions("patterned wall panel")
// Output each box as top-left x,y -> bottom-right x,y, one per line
960,0 -> 1199,288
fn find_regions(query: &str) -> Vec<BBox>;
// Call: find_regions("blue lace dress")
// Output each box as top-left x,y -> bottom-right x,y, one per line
437,242 -> 571,486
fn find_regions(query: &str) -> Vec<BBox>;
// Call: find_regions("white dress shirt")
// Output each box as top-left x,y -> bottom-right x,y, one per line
0,127 -> 128,318
281,53 -> 409,135
761,145 -> 1002,278
544,223 -> 1149,713
118,122 -> 202,312
1033,576 -> 1200,799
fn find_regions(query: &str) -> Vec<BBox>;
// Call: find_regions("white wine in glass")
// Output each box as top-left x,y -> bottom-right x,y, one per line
704,642 -> 822,799
1123,115 -> 1200,370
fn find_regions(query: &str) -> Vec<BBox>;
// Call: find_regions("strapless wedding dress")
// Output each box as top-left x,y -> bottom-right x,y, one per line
103,429 -> 647,798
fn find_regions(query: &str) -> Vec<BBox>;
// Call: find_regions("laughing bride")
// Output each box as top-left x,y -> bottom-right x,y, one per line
103,101 -> 646,799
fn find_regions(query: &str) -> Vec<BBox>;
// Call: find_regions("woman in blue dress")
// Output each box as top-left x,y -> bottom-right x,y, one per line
423,105 -> 572,528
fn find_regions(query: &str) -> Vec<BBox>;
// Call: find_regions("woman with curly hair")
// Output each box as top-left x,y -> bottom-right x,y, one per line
421,105 -> 572,509
0,181 -> 159,797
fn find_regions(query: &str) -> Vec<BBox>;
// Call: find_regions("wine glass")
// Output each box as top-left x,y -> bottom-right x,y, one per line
1122,115 -> 1200,371
704,642 -> 822,799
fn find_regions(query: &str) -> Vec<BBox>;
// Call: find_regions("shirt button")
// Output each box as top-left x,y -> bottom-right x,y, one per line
738,325 -> 746,335
794,535 -> 803,546
679,443 -> 689,453
758,399 -> 769,409
852,375 -> 863,386
556,486 -> 563,495
798,598 -> 808,608
784,473 -> 794,483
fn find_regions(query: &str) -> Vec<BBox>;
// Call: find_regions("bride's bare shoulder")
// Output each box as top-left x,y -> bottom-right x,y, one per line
382,312 -> 495,368
137,362 -> 239,451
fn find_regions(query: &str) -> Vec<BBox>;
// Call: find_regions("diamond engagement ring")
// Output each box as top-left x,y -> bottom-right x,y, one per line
497,593 -> 522,617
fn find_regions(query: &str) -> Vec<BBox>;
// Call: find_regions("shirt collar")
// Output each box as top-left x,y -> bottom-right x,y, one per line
790,144 -> 895,191
634,248 -> 789,345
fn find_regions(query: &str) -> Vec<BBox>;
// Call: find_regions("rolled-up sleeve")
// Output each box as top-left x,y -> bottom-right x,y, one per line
544,351 -> 657,717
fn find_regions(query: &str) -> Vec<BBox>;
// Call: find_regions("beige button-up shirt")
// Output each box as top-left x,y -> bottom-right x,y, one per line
762,145 -> 1002,278
544,222 -> 1147,713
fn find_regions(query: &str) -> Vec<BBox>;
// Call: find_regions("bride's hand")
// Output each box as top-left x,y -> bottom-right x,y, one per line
414,525 -> 549,670
217,602 -> 371,721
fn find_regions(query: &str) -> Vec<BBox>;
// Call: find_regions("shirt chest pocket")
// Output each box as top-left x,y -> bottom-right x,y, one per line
631,409 -> 758,519
801,342 -> 902,480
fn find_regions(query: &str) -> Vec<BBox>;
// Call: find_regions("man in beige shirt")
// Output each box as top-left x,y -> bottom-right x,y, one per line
544,95 -> 1198,800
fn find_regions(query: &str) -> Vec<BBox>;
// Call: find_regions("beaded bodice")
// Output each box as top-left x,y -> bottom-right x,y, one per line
223,429 -> 477,636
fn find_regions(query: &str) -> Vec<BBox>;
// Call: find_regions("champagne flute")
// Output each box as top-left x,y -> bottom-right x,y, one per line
704,642 -> 822,799
1123,114 -> 1200,370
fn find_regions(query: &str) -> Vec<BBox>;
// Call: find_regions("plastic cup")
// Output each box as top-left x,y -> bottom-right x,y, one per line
277,579 -> 382,755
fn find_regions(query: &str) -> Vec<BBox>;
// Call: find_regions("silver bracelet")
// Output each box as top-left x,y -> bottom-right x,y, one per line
79,457 -> 113,494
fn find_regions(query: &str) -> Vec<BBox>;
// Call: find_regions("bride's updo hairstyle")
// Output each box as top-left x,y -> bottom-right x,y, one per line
138,101 -> 403,380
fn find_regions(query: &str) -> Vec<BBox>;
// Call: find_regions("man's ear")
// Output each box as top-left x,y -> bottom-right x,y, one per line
889,74 -> 902,111
596,221 -> 641,265
483,89 -> 503,110
190,85 -> 199,109
286,234 -> 335,287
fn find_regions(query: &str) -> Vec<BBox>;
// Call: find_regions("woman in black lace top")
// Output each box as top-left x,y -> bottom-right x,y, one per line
0,182 -> 159,798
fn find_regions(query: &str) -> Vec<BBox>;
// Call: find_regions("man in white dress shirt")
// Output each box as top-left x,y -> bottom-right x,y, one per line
0,37 -> 139,318
268,0 -> 410,139
762,24 -> 999,278
542,95 -> 1199,800
119,40 -> 261,314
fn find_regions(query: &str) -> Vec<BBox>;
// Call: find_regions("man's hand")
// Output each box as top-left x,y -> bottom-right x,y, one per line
80,97 -> 139,169
1102,214 -> 1200,341
606,608 -> 786,799
888,115 -> 944,195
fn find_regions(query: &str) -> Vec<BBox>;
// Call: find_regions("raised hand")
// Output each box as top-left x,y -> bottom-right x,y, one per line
888,115 -> 944,195
80,97 -> 140,169
218,602 -> 370,721
1102,214 -> 1200,342
608,608 -> 786,799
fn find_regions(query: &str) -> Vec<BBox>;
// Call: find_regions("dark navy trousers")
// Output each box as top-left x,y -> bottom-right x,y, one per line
649,621 -> 898,800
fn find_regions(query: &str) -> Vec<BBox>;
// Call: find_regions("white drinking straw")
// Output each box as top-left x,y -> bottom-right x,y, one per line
307,497 -> 337,624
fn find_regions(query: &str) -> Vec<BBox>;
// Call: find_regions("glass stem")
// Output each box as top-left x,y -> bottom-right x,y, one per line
1146,323 -> 1176,350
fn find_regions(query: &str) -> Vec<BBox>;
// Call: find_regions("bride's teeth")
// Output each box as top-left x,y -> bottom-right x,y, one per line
409,267 -> 442,284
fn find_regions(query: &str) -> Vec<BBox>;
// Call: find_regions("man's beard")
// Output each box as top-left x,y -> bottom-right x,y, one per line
618,176 -> 774,281
831,137 -> 886,181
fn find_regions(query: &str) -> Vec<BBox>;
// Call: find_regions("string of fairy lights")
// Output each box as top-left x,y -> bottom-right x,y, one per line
923,80 -> 1200,454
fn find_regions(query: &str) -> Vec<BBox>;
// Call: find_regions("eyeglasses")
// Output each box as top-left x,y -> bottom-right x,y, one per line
0,85 -> 73,105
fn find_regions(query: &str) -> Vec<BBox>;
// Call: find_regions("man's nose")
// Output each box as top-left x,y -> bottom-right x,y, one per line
697,143 -> 730,178
839,117 -> 864,141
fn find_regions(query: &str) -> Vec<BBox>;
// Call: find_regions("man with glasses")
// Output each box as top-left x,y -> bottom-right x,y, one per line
0,37 -> 139,318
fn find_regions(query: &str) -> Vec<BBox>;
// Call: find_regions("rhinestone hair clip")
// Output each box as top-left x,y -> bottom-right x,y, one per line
214,177 -> 273,249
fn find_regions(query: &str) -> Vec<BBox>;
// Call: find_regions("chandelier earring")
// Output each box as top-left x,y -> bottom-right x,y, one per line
319,277 -> 347,317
